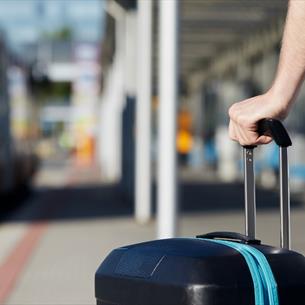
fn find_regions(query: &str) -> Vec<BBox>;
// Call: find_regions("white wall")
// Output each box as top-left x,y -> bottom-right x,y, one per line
97,7 -> 137,182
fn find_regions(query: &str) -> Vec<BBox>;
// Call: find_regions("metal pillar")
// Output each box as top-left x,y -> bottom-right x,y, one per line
135,0 -> 153,223
157,0 -> 180,239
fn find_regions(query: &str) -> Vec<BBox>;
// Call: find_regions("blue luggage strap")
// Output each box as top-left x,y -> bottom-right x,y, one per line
200,239 -> 279,305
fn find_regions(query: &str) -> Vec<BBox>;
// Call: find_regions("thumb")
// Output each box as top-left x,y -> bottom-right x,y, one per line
255,135 -> 273,145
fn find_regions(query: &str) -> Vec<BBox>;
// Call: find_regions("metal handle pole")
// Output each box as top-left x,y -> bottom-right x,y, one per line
279,147 -> 291,249
243,147 -> 256,239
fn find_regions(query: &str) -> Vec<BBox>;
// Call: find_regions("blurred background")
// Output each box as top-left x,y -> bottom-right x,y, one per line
1,1 -> 305,304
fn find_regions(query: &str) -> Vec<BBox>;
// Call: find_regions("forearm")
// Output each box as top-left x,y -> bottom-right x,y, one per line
270,0 -> 305,111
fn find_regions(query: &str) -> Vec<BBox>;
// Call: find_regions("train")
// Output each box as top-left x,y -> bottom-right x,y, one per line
0,33 -> 38,199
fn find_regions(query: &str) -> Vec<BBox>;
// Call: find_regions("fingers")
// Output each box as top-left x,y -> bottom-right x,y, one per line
228,119 -> 273,146
229,120 -> 238,142
229,120 -> 262,146
228,97 -> 273,146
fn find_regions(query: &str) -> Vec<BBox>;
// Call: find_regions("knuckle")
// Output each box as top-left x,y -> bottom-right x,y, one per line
228,104 -> 237,118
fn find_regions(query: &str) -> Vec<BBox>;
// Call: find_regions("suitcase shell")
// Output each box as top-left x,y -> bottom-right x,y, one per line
95,237 -> 305,305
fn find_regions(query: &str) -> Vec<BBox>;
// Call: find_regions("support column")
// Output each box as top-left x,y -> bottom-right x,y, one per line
135,0 -> 153,223
157,0 -> 180,238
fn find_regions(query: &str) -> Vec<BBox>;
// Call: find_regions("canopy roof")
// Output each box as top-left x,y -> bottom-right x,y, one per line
110,0 -> 287,88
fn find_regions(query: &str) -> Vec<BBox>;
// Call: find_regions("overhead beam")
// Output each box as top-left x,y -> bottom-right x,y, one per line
189,17 -> 285,91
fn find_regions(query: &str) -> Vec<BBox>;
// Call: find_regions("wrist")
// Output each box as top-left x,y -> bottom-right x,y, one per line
264,87 -> 292,120
269,71 -> 303,111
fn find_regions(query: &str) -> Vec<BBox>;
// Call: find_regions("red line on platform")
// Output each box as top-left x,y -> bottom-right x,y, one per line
0,222 -> 48,304
0,165 -> 92,303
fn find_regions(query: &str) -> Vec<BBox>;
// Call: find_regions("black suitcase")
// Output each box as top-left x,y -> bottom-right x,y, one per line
95,119 -> 305,305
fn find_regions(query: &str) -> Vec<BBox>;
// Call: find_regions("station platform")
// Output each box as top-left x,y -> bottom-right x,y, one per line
1,161 -> 305,305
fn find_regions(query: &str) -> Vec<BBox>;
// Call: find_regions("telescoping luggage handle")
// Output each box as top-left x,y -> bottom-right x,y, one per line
244,118 -> 292,249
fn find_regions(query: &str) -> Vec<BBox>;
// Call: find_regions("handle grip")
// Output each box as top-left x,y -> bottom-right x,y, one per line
257,119 -> 292,147
197,231 -> 261,245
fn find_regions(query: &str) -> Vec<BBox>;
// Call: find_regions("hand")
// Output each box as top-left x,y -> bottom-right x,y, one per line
228,90 -> 290,146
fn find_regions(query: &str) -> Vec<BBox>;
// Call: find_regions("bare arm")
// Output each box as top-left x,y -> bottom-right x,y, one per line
229,0 -> 305,146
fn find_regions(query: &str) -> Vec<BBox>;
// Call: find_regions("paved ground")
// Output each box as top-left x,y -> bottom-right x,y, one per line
1,160 -> 305,305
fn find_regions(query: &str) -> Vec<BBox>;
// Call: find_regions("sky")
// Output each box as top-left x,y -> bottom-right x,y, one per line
0,0 -> 105,49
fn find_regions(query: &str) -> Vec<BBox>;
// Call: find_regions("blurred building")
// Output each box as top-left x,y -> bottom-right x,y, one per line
0,0 -> 105,195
